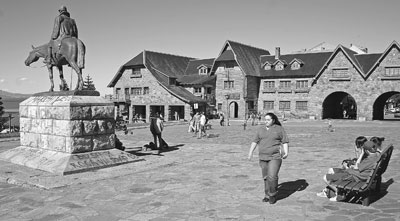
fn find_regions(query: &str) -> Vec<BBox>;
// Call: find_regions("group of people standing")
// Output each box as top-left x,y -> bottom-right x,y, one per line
188,112 -> 208,139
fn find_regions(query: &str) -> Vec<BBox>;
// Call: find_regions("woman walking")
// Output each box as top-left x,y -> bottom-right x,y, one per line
248,113 -> 289,204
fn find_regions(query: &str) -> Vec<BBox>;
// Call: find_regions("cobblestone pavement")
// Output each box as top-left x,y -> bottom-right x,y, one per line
0,120 -> 399,220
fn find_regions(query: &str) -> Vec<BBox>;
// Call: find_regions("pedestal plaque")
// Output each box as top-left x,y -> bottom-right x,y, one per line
0,92 -> 140,175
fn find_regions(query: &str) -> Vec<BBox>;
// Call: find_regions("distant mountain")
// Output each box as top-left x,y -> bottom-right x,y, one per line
0,90 -> 31,100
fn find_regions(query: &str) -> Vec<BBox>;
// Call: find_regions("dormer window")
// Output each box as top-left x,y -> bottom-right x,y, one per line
291,62 -> 300,70
197,64 -> 210,75
199,67 -> 208,75
273,60 -> 287,71
275,63 -> 284,71
289,59 -> 304,70
263,61 -> 272,70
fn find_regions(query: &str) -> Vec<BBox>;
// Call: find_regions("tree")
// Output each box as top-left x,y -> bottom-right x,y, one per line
83,74 -> 96,91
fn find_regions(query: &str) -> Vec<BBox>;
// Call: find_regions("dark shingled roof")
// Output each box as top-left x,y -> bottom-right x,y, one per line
341,46 -> 363,74
260,51 -> 332,78
124,52 -> 144,67
177,75 -> 216,86
108,50 -> 207,104
144,51 -> 194,78
355,53 -> 382,74
212,40 -> 270,77
184,58 -> 215,75
215,50 -> 235,62
228,40 -> 270,77
108,52 -> 145,87
160,84 -> 207,103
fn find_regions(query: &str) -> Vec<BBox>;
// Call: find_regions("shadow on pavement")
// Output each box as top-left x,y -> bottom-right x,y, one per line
354,178 -> 394,205
126,144 -> 185,156
206,134 -> 220,138
277,179 -> 309,201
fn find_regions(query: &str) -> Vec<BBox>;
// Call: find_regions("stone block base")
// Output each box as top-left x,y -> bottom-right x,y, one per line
0,146 -> 142,175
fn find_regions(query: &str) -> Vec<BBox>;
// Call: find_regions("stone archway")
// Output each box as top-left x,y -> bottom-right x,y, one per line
373,91 -> 400,120
322,92 -> 357,119
229,101 -> 239,118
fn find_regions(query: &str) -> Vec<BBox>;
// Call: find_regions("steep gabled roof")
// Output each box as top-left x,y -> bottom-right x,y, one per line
160,84 -> 207,103
108,52 -> 145,87
184,58 -> 215,75
108,50 -> 194,87
260,51 -> 332,78
144,51 -> 194,78
124,52 -> 144,67
365,41 -> 400,78
314,45 -> 365,81
355,53 -> 382,74
212,40 -> 270,76
107,50 -> 207,104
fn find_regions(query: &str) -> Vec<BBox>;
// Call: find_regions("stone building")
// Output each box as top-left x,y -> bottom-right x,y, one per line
108,40 -> 400,122
310,41 -> 400,121
107,51 -> 210,123
212,40 -> 271,120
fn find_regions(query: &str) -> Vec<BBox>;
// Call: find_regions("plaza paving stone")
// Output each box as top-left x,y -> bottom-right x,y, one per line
0,119 -> 399,220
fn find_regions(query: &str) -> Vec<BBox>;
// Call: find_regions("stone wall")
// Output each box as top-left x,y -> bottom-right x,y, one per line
113,68 -> 189,121
310,48 -> 400,120
258,78 -> 312,118
19,96 -> 115,154
215,67 -> 246,119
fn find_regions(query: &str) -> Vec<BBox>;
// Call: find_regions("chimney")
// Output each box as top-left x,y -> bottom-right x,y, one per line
275,47 -> 280,60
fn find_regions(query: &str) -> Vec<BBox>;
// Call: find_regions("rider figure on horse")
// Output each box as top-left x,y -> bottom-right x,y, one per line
47,6 -> 78,65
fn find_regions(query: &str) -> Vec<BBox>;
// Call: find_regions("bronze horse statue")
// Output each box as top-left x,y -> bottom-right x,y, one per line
24,37 -> 85,91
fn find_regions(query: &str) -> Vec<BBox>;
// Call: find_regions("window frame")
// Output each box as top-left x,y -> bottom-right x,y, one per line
130,87 -> 142,95
263,101 -> 274,110
279,101 -> 291,111
295,101 -> 308,111
130,68 -> 142,78
224,80 -> 234,89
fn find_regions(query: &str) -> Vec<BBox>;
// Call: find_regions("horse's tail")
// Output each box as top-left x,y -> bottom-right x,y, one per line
77,39 -> 85,69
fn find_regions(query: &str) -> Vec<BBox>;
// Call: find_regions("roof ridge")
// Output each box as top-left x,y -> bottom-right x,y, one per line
260,51 -> 332,58
144,50 -> 195,60
355,53 -> 382,56
226,39 -> 269,52
189,58 -> 215,61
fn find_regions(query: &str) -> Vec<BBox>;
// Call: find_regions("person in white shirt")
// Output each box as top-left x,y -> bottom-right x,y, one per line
198,112 -> 207,139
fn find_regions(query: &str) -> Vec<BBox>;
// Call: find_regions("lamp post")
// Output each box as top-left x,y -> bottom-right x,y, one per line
8,114 -> 12,133
224,94 -> 230,126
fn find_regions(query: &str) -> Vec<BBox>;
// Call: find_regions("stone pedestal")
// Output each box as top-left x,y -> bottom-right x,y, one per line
0,92 -> 140,175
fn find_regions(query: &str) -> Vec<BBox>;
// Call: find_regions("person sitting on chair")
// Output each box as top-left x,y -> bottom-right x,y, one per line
317,141 -> 381,202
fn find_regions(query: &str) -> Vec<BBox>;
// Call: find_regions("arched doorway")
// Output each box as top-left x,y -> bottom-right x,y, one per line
322,92 -> 357,119
229,101 -> 239,118
373,91 -> 400,120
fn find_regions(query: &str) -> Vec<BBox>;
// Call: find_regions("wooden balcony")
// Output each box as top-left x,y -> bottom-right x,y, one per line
106,94 -> 131,103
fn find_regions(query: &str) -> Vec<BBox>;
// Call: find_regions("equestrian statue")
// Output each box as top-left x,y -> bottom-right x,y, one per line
24,6 -> 85,91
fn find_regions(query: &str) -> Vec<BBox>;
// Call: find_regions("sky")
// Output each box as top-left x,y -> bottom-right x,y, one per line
1,0 -> 400,96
